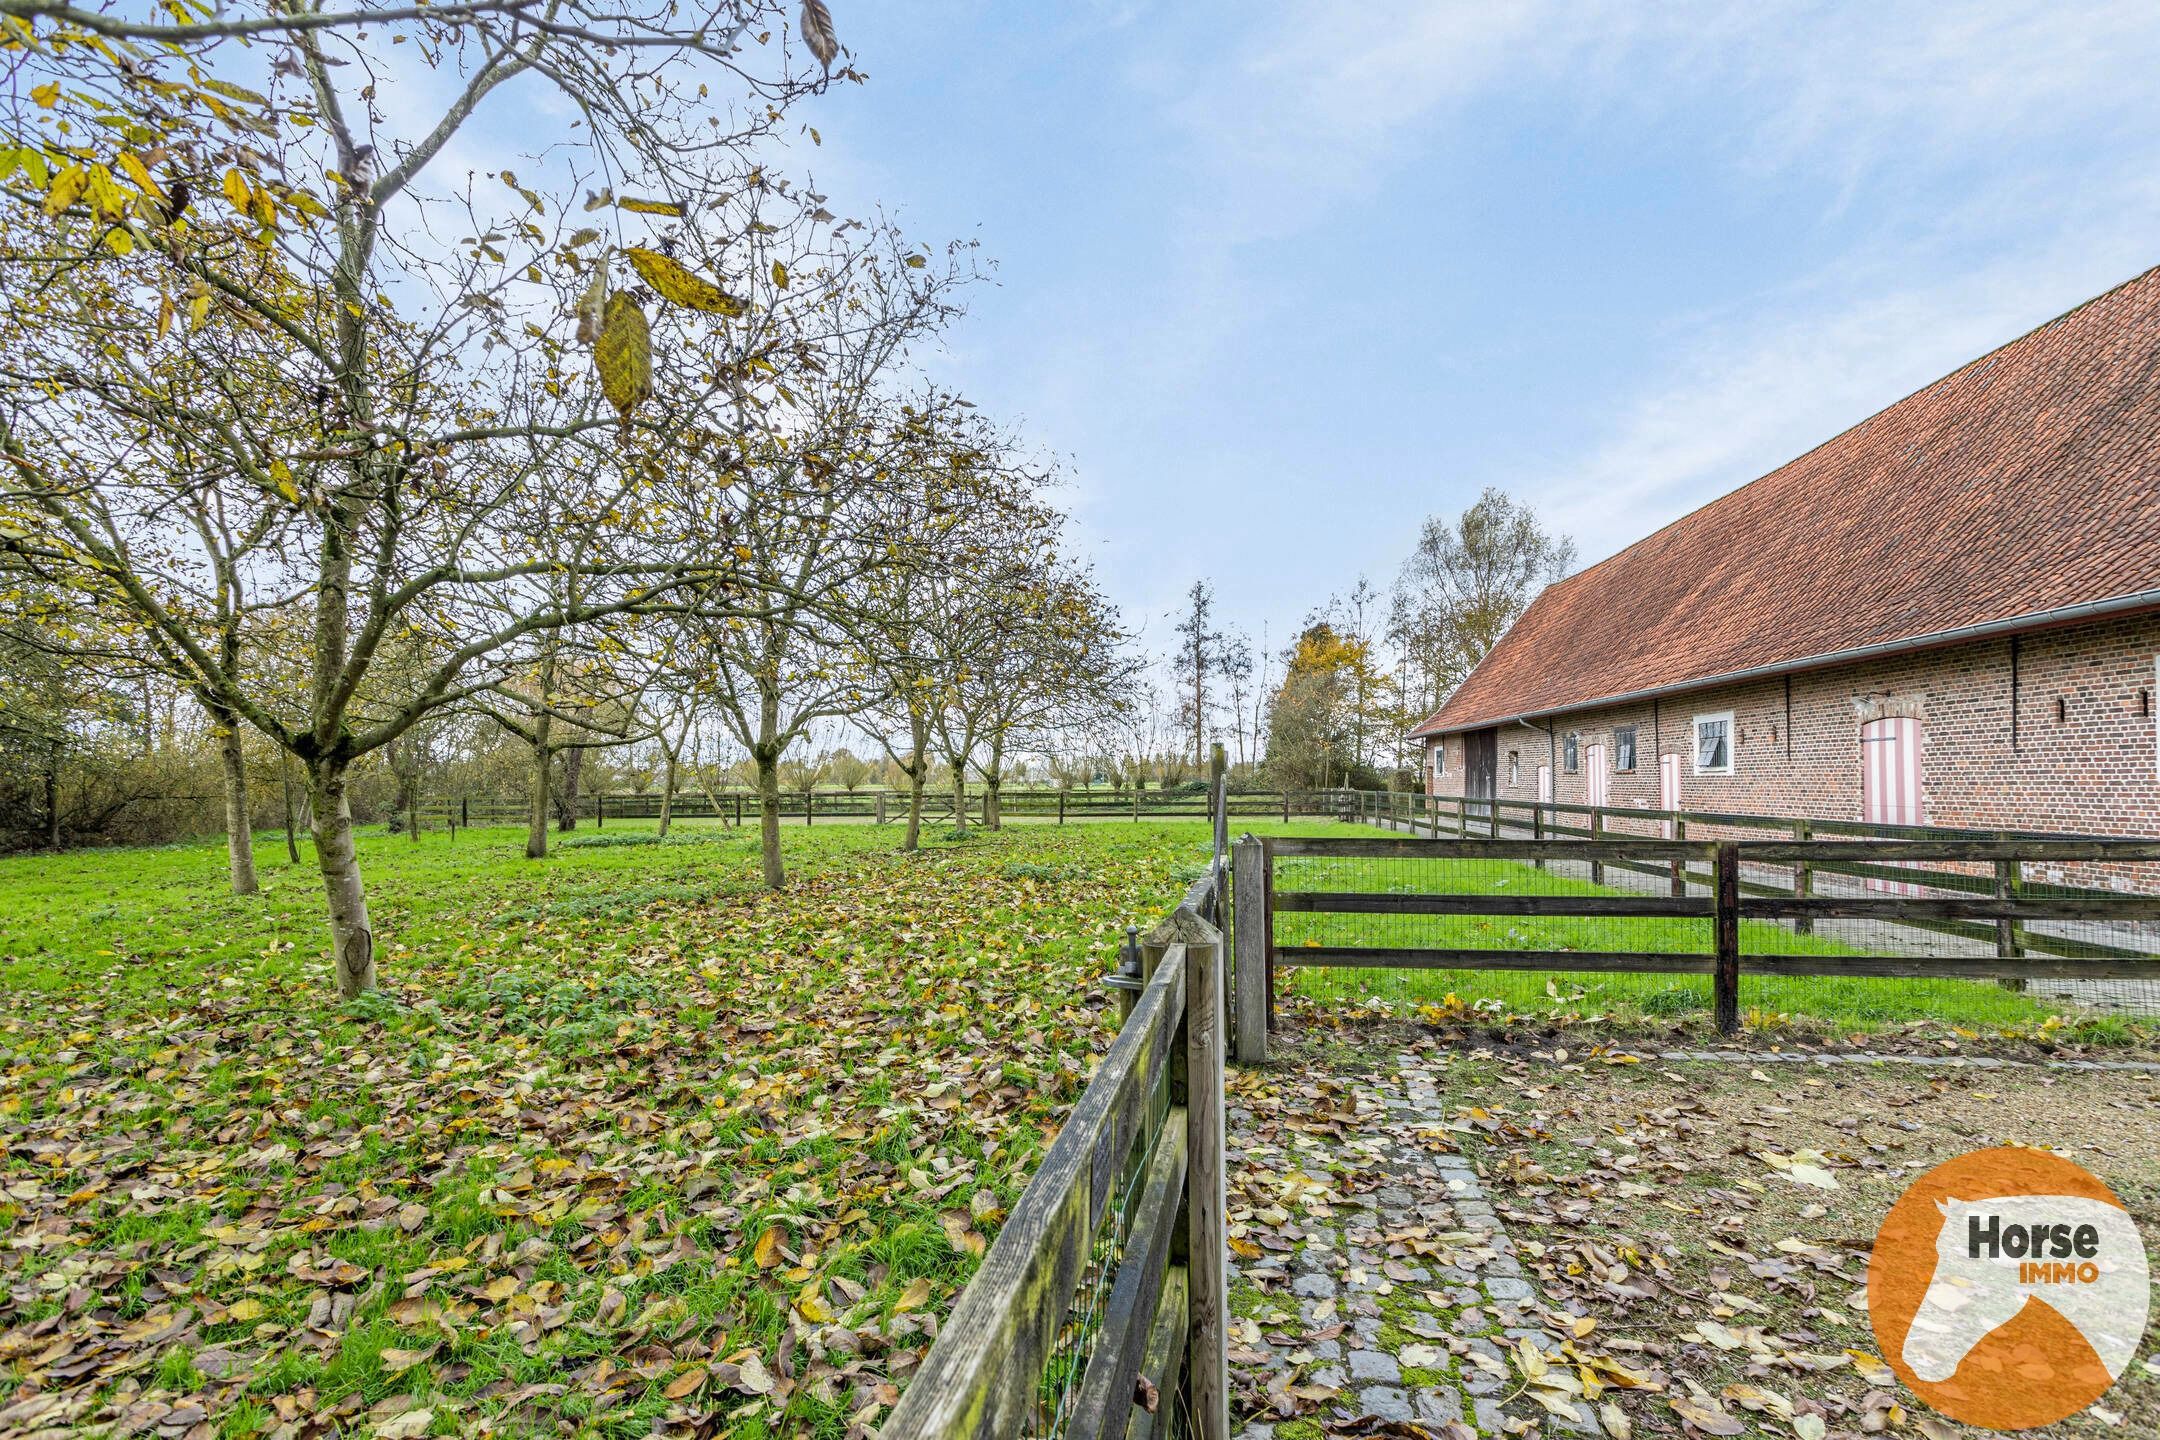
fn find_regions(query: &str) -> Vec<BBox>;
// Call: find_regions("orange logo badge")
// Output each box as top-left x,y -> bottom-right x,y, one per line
1867,1148 -> 2148,1430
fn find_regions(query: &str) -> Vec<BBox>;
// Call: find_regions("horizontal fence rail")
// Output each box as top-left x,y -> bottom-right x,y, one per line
390,789 -> 1360,833
1230,831 -> 2160,1056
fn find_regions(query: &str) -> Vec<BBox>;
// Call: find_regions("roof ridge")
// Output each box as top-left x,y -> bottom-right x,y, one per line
1550,263 -> 2160,594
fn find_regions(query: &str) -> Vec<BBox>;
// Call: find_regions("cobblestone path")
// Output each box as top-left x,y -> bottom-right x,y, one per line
1228,1054 -> 1602,1439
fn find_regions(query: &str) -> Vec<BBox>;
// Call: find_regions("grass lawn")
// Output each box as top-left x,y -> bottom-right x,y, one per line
0,817 -> 1369,1439
1270,853 -> 2106,1032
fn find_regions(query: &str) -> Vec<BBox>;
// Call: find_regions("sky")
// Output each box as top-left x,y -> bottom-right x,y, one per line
756,0 -> 2160,664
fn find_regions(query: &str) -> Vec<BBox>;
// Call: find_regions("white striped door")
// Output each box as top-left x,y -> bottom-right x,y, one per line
1585,745 -> 1609,808
1659,753 -> 1680,838
1861,717 -> 1924,893
1536,764 -> 1551,803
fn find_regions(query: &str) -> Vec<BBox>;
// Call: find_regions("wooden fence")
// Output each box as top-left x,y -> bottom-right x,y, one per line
880,752 -> 1232,1440
1229,832 -> 2160,1059
408,788 -> 1354,833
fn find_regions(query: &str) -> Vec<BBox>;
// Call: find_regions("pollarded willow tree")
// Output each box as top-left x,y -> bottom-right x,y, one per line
0,0 -> 862,996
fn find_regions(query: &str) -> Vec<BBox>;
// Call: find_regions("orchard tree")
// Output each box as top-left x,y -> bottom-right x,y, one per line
0,0 -> 858,995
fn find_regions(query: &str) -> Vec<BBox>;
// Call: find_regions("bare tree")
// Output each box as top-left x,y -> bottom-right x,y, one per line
1392,488 -> 1576,725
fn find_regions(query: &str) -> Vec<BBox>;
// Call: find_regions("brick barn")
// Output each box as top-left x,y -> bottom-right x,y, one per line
1410,267 -> 2160,840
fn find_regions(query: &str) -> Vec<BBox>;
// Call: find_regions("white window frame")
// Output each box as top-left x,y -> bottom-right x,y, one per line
1693,710 -> 1735,776
1430,740 -> 1446,776
1507,751 -> 1520,788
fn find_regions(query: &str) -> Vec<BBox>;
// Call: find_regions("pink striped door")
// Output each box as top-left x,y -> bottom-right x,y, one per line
1861,717 -> 1924,893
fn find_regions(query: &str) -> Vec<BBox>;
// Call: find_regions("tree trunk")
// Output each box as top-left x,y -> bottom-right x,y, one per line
754,745 -> 785,888
657,750 -> 677,839
948,755 -> 969,835
281,755 -> 302,862
902,758 -> 924,852
211,705 -> 259,895
983,739 -> 1005,831
43,742 -> 61,850
556,745 -> 584,831
526,714 -> 552,859
310,762 -> 376,998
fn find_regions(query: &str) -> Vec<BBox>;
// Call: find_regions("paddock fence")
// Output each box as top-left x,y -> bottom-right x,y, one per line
396,787 -> 1362,834
1229,832 -> 2160,1056
880,750 -> 1232,1440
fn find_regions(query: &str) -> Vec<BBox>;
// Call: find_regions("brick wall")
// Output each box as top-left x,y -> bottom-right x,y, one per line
1420,609 -> 2160,842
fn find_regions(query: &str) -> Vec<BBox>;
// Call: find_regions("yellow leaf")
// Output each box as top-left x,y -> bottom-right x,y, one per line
794,1283 -> 832,1322
664,1365 -> 708,1399
117,152 -> 164,199
225,1297 -> 266,1322
480,1275 -> 518,1301
752,1225 -> 785,1269
618,195 -> 685,216
43,165 -> 86,217
770,259 -> 789,289
903,253 -> 927,269
201,77 -> 269,107
30,82 -> 59,108
625,246 -> 744,316
892,1275 -> 933,1313
222,168 -> 251,214
593,293 -> 652,420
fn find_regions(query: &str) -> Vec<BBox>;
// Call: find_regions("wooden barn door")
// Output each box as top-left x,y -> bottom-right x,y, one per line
1861,717 -> 1924,893
1465,729 -> 1497,825
1659,753 -> 1680,838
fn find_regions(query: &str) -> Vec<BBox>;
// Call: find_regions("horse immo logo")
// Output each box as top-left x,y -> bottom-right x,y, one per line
1868,1148 -> 2149,1431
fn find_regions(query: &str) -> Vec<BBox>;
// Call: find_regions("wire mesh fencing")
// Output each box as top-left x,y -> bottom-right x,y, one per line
1250,834 -> 2160,1032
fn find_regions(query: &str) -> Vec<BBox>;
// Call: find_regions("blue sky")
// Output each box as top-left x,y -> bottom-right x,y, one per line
772,1 -> 2160,663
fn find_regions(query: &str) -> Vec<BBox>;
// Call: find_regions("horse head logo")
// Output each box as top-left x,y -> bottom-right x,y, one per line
1900,1194 -> 2145,1384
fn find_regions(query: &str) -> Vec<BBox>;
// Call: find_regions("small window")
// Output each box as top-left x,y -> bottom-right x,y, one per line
1693,711 -> 1734,775
1562,732 -> 1580,774
1613,725 -> 1637,772
1507,751 -> 1520,787
1431,742 -> 1446,776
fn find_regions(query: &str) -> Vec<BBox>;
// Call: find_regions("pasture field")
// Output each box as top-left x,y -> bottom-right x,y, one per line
0,819 -> 2144,1439
0,818 -> 1341,1439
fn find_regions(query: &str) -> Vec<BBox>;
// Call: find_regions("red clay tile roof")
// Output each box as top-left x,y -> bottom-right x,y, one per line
1412,267 -> 2160,738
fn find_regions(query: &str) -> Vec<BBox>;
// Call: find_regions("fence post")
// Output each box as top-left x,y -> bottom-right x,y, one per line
1996,836 -> 2027,990
1233,836 -> 1268,1064
1184,925 -> 1228,1440
596,792 -> 604,828
1455,796 -> 1466,838
461,795 -> 469,828
875,792 -> 887,825
805,790 -> 814,827
1792,819 -> 1813,934
734,793 -> 743,827
1714,842 -> 1741,1035
1133,786 -> 1141,822
1210,743 -> 1228,864
1589,809 -> 1605,885
1281,790 -> 1290,823
1672,818 -> 1688,898
1533,804 -> 1545,870
1057,789 -> 1066,825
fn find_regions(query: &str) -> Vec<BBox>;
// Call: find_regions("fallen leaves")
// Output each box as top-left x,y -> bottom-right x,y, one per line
0,823 -> 1198,1438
